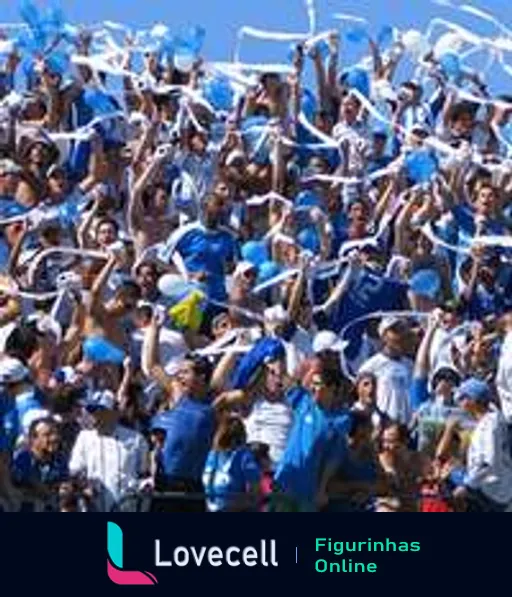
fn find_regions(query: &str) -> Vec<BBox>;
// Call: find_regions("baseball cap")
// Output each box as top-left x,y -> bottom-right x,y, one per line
455,378 -> 491,404
378,316 -> 405,337
0,357 -> 29,385
0,159 -> 22,177
22,409 -> 52,434
233,260 -> 257,279
85,390 -> 116,412
372,125 -> 388,138
432,366 -> 461,388
312,330 -> 345,354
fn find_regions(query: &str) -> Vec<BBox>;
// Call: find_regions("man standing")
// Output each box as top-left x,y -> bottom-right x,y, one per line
273,362 -> 351,511
453,378 -> 512,512
69,390 -> 149,512
359,318 -> 414,425
150,355 -> 216,512
11,417 -> 68,509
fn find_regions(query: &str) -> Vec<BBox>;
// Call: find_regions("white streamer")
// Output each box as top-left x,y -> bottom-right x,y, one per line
252,268 -> 301,294
332,14 -> 368,25
26,247 -> 108,289
305,0 -> 317,36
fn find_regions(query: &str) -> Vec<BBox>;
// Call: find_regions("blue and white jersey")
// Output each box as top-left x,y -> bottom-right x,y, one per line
203,448 -> 261,512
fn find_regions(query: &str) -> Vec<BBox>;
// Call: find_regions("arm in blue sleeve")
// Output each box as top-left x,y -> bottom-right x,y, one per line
67,140 -> 91,184
410,377 -> 430,411
427,88 -> 446,124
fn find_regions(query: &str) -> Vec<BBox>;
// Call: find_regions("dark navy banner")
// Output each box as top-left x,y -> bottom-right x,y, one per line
3,515 -> 506,592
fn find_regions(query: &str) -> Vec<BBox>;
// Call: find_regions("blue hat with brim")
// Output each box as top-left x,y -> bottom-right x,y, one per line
455,378 -> 491,404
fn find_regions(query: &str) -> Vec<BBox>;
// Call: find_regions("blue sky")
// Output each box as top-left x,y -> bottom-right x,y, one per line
2,0 -> 511,93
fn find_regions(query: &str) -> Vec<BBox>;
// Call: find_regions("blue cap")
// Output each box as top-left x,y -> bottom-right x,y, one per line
409,269 -> 441,300
455,378 -> 491,404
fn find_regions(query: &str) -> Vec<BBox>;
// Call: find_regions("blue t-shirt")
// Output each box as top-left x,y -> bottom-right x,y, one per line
203,447 -> 261,511
0,387 -> 44,449
152,397 -> 215,482
274,386 -> 351,506
11,448 -> 69,487
174,226 -> 237,301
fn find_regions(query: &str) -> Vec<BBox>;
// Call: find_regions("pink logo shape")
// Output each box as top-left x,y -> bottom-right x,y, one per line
107,560 -> 158,586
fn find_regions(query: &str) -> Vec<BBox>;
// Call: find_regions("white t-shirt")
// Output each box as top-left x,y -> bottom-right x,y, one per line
243,397 -> 293,470
465,408 -> 512,505
496,331 -> 512,422
69,424 -> 149,512
359,352 -> 414,424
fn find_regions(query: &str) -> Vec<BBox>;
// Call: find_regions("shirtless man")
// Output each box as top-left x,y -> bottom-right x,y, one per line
83,252 -> 141,352
128,149 -> 176,258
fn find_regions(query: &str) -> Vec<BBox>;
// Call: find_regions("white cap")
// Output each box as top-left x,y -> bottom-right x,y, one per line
0,357 -> 29,384
264,305 -> 290,324
378,316 -> 403,337
22,409 -> 52,434
233,260 -> 256,279
313,330 -> 345,354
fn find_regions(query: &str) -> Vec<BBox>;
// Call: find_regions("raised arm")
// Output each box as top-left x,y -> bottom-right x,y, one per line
128,152 -> 166,238
315,251 -> 361,316
89,253 -> 117,307
309,45 -> 328,111
141,312 -> 174,395
327,31 -> 340,90
414,310 -> 442,380
77,196 -> 101,249
461,245 -> 483,305
77,133 -> 108,195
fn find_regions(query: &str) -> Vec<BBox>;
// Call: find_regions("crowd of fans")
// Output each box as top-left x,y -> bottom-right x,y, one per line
1,2 -> 512,512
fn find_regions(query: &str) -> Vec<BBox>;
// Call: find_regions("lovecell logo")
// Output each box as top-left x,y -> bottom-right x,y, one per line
107,522 -> 158,585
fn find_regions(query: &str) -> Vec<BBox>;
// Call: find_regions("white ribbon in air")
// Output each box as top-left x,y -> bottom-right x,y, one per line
234,26 -> 309,63
305,0 -> 317,36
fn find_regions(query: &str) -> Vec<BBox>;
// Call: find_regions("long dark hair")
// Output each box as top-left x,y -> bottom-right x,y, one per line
213,414 -> 247,451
